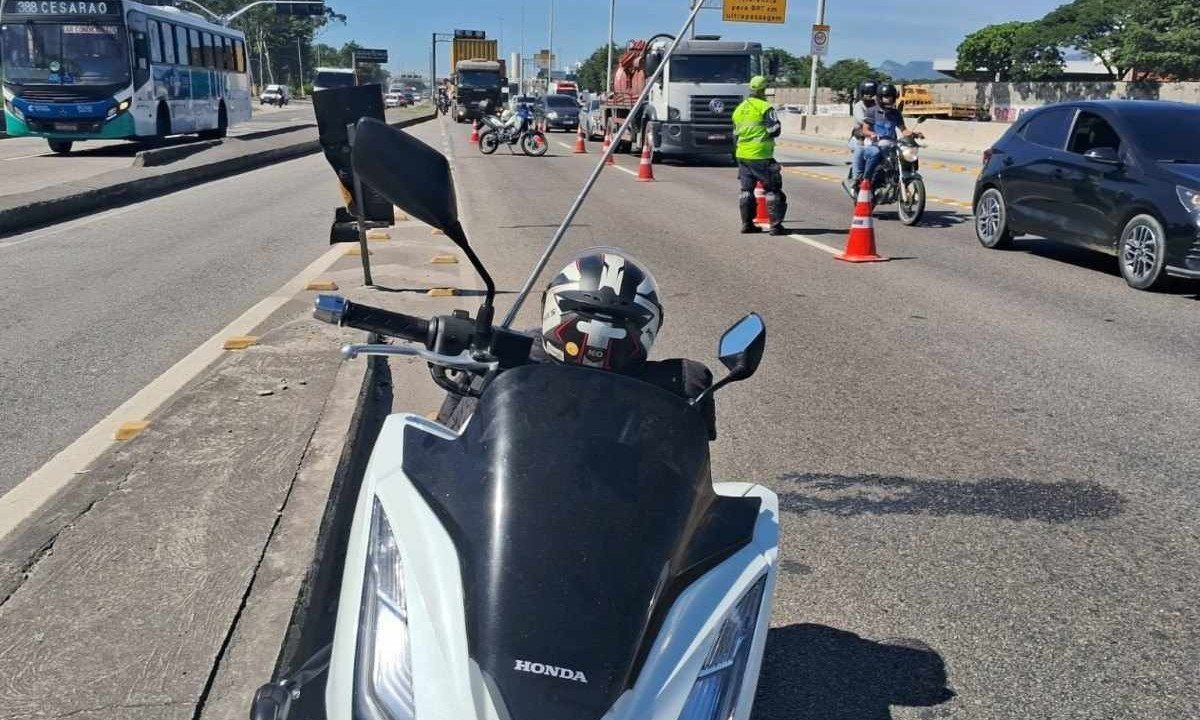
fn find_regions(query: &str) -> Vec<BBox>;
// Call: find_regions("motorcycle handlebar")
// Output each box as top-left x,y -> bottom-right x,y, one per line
314,295 -> 431,346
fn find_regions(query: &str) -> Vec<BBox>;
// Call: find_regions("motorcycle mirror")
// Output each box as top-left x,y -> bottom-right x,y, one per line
916,116 -> 928,124
718,313 -> 767,381
350,117 -> 497,315
351,117 -> 458,234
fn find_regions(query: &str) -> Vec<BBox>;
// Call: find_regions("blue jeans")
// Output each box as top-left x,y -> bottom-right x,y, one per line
849,139 -> 867,178
861,144 -> 883,182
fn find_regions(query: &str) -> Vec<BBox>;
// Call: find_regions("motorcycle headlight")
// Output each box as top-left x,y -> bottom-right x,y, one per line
355,499 -> 415,720
901,145 -> 920,163
668,106 -> 681,121
677,576 -> 767,720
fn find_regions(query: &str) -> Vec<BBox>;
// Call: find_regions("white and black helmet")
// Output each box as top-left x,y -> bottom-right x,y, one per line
541,248 -> 663,371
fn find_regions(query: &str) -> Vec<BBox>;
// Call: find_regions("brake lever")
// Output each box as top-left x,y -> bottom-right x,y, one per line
341,344 -> 498,374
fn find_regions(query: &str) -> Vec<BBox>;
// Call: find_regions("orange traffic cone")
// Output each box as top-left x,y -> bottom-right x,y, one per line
835,180 -> 888,263
602,128 -> 615,166
573,123 -> 587,154
753,182 -> 770,225
469,119 -> 480,143
636,127 -> 655,182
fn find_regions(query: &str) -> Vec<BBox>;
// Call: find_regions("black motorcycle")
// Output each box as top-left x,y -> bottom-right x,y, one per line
845,121 -> 928,226
477,111 -> 547,157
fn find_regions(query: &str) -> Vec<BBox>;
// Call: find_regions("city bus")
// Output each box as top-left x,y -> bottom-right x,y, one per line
0,0 -> 253,154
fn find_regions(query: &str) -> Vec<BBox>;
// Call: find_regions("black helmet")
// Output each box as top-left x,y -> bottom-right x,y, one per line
878,83 -> 899,107
541,247 -> 663,371
857,80 -> 878,99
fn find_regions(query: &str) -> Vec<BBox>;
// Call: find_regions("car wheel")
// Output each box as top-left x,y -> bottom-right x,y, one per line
1118,214 -> 1168,290
974,187 -> 1012,249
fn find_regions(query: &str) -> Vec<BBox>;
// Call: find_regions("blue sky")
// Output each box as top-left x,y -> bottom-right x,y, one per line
319,0 -> 1068,76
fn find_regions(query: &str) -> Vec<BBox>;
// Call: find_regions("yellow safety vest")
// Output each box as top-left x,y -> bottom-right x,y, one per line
733,96 -> 775,161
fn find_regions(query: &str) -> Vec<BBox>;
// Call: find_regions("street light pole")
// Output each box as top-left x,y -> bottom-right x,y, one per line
605,0 -> 614,95
547,0 -> 554,84
807,0 -> 827,116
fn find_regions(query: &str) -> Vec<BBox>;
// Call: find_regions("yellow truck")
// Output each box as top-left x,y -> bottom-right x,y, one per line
899,85 -> 982,121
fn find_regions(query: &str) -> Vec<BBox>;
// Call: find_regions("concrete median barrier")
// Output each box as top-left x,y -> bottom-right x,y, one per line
783,114 -> 1011,156
0,109 -> 433,237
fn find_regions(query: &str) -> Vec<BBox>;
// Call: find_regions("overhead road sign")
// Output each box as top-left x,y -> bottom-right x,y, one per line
722,0 -> 787,23
353,48 -> 389,64
454,29 -> 486,39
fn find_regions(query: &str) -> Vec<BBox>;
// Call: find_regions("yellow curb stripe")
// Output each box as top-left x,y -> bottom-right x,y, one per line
114,420 -> 149,441
304,279 -> 338,291
222,336 -> 259,350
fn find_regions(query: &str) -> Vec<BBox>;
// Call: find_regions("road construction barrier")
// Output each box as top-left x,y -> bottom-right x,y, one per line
573,123 -> 587,154
470,120 -> 480,144
754,182 -> 769,226
602,128 -> 615,166
835,180 -> 888,263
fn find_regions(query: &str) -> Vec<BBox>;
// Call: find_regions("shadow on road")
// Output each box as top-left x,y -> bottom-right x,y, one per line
776,472 -> 1124,523
753,623 -> 955,720
779,160 -> 837,168
906,209 -> 968,228
1013,238 -> 1200,297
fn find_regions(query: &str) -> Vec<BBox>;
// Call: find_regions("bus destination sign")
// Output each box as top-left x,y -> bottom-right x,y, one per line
3,0 -> 122,16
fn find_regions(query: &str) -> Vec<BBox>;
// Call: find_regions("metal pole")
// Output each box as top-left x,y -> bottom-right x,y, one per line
502,0 -> 705,328
430,32 -> 436,99
547,0 -> 554,85
346,123 -> 374,287
296,36 -> 304,95
520,2 -> 525,94
807,0 -> 826,116
605,0 -> 614,95
689,0 -> 697,39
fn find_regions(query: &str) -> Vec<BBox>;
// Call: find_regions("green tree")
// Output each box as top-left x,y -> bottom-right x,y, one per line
822,58 -> 890,101
1039,0 -> 1132,78
956,21 -> 1063,81
575,44 -> 618,94
762,47 -> 808,86
1111,0 -> 1200,81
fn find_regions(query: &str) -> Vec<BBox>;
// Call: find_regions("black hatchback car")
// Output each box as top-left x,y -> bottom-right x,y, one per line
973,101 -> 1200,290
535,94 -> 581,132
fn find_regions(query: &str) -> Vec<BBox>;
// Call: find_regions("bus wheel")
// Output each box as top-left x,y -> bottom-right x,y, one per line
156,103 -> 171,140
200,104 -> 228,140
48,139 -> 73,154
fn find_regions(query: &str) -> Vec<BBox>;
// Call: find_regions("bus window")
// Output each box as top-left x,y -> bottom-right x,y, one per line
162,24 -> 176,65
176,25 -> 188,66
147,21 -> 162,64
221,37 -> 232,71
234,40 -> 246,73
201,33 -> 214,68
189,29 -> 200,66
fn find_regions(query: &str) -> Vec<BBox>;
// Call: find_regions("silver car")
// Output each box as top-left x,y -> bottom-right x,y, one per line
583,98 -> 605,140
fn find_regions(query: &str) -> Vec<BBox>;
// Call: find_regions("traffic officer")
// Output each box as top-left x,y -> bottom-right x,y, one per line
733,75 -> 786,235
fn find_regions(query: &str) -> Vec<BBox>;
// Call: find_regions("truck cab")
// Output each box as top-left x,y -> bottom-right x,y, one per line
453,60 -> 506,123
651,39 -> 762,158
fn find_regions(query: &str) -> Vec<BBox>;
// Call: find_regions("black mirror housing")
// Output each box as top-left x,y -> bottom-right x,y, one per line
351,118 -> 460,235
718,313 -> 766,382
1084,147 -> 1120,165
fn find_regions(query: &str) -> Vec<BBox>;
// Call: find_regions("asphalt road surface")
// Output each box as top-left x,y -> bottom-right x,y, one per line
0,102 -> 316,197
3,115 -> 1198,718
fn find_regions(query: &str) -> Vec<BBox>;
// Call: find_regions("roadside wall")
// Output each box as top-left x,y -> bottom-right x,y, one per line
782,114 -> 1010,156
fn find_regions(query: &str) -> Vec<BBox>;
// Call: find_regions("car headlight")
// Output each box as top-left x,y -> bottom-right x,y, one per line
547,111 -> 559,119
355,499 -> 415,720
668,106 -> 681,121
677,576 -> 767,720
1177,186 -> 1200,217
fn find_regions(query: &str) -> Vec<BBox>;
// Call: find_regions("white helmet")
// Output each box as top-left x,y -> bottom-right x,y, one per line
541,247 -> 663,371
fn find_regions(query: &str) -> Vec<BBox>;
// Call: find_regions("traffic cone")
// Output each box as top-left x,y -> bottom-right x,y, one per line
573,123 -> 587,154
602,127 -> 615,166
753,182 -> 770,226
469,119 -> 479,144
636,126 -> 655,182
835,180 -> 888,263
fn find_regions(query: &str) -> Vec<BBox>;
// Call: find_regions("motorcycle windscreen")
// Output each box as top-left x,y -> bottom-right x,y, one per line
402,363 -> 760,720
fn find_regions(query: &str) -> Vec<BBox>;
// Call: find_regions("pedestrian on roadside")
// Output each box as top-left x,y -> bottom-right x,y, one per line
732,75 -> 787,236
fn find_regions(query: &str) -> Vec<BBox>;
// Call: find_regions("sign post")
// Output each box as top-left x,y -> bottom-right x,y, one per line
807,0 -> 827,116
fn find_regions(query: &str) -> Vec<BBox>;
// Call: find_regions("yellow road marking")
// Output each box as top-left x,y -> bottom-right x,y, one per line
304,279 -> 338,291
222,336 -> 259,350
366,230 -> 391,240
427,288 -> 457,297
431,254 -> 459,264
114,421 -> 149,441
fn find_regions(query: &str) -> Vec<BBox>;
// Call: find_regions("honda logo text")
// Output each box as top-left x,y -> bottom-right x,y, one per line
514,659 -> 588,683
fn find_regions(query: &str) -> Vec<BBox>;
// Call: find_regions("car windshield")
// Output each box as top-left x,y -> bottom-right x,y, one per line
1121,106 -> 1200,162
314,71 -> 355,88
1,21 -> 129,86
458,70 -> 500,89
544,95 -> 575,108
670,54 -> 751,83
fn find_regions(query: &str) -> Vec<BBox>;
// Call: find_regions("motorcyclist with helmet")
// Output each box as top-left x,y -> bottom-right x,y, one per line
859,83 -> 921,190
842,79 -> 878,195
437,248 -> 716,437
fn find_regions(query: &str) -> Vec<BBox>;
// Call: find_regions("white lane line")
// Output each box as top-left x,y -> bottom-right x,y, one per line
554,140 -> 639,176
787,232 -> 842,255
0,243 -> 348,542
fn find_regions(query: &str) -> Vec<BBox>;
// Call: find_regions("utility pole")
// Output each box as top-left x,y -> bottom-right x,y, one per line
547,0 -> 554,83
605,0 -> 614,95
520,2 -> 526,94
296,36 -> 304,94
807,0 -> 827,116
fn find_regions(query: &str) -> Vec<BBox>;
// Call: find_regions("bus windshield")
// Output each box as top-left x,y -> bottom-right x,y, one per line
1,22 -> 129,86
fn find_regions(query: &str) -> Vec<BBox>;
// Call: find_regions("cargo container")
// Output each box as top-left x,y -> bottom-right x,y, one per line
451,38 -> 499,70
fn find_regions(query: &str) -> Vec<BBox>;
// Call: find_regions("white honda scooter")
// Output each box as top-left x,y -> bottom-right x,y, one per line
250,6 -> 779,719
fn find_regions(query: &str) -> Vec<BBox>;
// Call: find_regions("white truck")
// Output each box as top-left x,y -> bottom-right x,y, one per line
605,35 -> 764,160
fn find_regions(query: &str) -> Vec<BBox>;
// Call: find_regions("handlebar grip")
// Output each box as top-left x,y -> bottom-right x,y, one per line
314,295 -> 431,345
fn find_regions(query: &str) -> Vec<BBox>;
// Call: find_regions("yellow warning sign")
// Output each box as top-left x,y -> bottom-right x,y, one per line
723,0 -> 787,23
